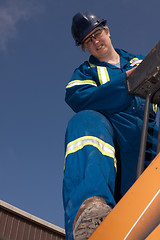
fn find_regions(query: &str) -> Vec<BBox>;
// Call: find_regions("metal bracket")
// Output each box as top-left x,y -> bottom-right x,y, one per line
127,41 -> 160,178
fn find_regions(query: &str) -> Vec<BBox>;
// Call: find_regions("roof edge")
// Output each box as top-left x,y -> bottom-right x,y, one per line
0,200 -> 65,236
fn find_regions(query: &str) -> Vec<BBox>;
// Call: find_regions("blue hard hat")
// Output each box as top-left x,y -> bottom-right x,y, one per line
71,12 -> 107,46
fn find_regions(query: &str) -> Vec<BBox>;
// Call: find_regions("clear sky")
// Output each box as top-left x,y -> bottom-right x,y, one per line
0,0 -> 159,230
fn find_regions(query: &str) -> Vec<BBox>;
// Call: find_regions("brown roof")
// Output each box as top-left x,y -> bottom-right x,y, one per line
0,200 -> 65,240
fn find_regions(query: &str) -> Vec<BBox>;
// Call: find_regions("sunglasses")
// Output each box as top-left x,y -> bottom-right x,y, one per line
82,27 -> 105,46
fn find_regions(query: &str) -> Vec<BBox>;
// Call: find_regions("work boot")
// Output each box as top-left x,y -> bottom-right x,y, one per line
73,196 -> 112,240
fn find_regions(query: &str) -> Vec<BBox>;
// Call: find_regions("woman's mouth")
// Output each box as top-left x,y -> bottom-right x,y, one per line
96,44 -> 104,51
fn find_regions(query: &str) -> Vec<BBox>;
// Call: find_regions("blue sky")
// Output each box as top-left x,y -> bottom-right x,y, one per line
0,0 -> 159,229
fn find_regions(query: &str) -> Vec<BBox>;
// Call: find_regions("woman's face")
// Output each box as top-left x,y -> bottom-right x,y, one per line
82,26 -> 112,61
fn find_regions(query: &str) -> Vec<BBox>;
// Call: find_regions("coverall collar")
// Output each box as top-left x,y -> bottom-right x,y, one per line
89,48 -> 134,68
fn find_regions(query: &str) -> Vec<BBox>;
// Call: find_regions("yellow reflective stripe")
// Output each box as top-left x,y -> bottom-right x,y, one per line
130,58 -> 142,67
88,61 -> 94,67
66,80 -> 97,88
153,104 -> 157,114
64,136 -> 117,170
97,66 -> 110,85
130,57 -> 139,63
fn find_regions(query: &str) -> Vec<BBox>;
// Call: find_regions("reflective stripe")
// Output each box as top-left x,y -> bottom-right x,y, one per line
66,80 -> 97,88
130,58 -> 142,67
87,61 -> 110,85
153,104 -> 157,114
97,66 -> 110,85
64,136 -> 117,170
88,61 -> 94,67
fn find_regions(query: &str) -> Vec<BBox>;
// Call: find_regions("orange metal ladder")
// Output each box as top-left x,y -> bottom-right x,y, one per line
89,153 -> 160,240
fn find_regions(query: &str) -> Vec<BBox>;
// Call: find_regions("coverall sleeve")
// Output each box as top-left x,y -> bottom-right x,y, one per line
65,66 -> 132,114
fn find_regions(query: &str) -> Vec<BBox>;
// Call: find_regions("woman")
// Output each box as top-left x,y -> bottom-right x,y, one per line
63,12 -> 158,240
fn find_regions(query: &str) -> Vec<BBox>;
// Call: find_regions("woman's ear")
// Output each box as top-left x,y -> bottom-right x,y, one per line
81,44 -> 88,53
105,26 -> 110,38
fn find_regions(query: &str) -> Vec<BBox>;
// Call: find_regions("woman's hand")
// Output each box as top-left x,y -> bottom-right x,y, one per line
126,66 -> 137,78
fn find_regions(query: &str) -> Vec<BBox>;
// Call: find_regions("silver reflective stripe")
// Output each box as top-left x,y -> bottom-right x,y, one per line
64,136 -> 116,170
66,80 -> 97,88
130,59 -> 142,67
97,66 -> 110,85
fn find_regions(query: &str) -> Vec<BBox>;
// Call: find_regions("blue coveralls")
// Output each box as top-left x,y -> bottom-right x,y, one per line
63,49 -> 158,239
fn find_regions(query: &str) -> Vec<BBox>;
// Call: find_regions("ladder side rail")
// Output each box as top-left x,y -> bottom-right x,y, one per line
136,94 -> 151,179
136,81 -> 160,179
